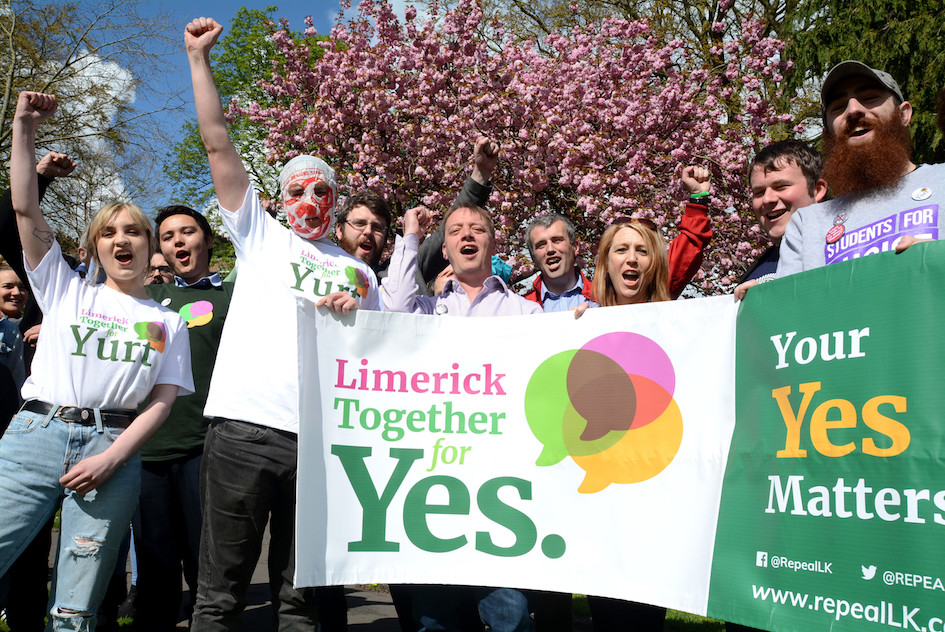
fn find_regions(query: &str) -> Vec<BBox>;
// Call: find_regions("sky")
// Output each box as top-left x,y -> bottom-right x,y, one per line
44,0 -> 364,203
32,0 -> 421,209
132,0 -> 415,200
142,0 -> 346,151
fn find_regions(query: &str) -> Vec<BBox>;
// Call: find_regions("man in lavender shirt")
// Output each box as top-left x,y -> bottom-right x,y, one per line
383,203 -> 540,317
382,202 -> 541,631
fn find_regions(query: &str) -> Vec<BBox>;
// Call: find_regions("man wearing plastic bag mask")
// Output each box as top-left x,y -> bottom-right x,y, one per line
279,155 -> 338,240
186,16 -> 380,631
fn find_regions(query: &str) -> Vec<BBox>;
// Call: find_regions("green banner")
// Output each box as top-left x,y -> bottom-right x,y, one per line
709,241 -> 945,631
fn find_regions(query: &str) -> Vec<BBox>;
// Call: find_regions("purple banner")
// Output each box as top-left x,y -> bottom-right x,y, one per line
825,206 -> 939,265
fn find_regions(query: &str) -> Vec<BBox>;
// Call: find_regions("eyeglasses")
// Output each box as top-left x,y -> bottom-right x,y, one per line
149,265 -> 172,275
342,219 -> 389,234
611,216 -> 657,231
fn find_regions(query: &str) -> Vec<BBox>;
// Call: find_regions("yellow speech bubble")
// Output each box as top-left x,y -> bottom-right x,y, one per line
572,398 -> 683,493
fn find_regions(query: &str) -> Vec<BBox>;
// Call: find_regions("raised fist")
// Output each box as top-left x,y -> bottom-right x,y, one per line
472,135 -> 499,183
15,92 -> 58,125
681,165 -> 711,195
185,17 -> 223,55
37,152 -> 77,179
403,205 -> 433,237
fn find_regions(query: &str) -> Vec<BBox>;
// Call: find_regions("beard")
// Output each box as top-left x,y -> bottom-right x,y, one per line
340,233 -> 380,267
822,113 -> 913,198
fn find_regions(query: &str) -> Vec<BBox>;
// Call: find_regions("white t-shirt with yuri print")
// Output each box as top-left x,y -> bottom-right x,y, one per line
204,187 -> 380,434
21,241 -> 194,410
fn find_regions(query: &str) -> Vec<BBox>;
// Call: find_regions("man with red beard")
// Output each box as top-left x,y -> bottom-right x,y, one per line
777,61 -> 943,275
335,192 -> 393,269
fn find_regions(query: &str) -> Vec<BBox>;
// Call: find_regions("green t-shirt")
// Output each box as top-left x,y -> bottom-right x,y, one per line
141,281 -> 233,461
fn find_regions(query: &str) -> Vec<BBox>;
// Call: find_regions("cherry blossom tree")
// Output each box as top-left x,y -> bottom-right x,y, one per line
237,0 -> 792,293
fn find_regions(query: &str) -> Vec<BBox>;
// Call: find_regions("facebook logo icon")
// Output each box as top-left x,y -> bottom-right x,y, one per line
756,551 -> 768,567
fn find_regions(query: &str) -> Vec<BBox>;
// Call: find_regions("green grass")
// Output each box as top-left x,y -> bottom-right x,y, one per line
574,594 -> 591,616
666,609 -> 727,632
572,595 -> 725,631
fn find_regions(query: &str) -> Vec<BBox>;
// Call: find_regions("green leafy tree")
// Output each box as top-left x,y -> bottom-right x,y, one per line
484,0 -> 945,159
786,0 -> 945,163
164,6 -> 326,229
0,0 -> 179,241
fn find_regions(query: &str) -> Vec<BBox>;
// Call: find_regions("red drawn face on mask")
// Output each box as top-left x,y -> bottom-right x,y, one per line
282,169 -> 336,239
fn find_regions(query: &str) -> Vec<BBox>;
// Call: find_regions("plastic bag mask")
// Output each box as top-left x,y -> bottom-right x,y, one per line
278,156 -> 338,240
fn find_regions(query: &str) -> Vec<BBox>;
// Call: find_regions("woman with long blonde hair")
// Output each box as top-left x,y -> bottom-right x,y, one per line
579,218 -> 674,631
591,218 -> 671,308
0,91 -> 193,630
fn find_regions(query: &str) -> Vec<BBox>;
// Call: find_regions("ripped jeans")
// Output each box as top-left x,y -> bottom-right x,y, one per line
0,408 -> 141,631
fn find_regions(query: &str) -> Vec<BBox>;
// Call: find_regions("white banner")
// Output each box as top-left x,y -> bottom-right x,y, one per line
296,295 -> 737,614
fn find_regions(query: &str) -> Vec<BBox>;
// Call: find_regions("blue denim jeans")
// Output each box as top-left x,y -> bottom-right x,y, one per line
0,409 -> 141,631
393,585 -> 534,632
191,418 -> 317,632
476,588 -> 534,632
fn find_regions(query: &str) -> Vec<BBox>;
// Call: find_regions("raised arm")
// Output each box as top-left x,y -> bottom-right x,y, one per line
11,92 -> 58,270
418,136 -> 498,282
468,136 -> 498,193
36,152 -> 77,180
383,206 -> 435,313
185,17 -> 249,211
667,165 -> 713,298
1,152 -> 75,284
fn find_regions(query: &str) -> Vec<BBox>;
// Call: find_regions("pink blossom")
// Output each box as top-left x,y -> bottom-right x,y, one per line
233,0 -> 791,293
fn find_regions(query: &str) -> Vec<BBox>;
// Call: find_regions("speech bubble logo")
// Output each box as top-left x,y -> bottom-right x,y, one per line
524,332 -> 682,493
345,266 -> 369,299
133,321 -> 167,353
526,350 -> 579,465
179,300 -> 213,328
566,348 -> 637,441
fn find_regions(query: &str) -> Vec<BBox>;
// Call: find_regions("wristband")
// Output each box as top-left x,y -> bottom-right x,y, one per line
689,191 -> 710,199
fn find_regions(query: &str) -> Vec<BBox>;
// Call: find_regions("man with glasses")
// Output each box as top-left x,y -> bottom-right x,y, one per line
146,251 -> 174,285
335,192 -> 394,270
335,137 -> 497,286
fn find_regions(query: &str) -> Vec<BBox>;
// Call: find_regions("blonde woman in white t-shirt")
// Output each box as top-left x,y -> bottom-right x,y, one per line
0,91 -> 193,631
